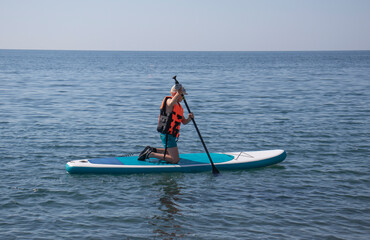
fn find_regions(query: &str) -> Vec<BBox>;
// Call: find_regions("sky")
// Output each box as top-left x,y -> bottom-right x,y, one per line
0,0 -> 369,51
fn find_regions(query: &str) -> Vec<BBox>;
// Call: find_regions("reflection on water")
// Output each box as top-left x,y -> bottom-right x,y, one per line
151,175 -> 187,239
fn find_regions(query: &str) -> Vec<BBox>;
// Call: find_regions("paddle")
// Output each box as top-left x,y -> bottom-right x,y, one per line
172,76 -> 220,175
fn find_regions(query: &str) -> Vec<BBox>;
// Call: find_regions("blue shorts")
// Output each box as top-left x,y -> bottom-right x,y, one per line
160,133 -> 177,148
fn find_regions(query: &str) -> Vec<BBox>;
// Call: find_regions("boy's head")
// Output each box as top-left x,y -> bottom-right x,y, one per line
170,84 -> 188,96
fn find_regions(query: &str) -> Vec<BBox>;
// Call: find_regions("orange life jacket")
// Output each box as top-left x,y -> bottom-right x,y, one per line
157,96 -> 183,137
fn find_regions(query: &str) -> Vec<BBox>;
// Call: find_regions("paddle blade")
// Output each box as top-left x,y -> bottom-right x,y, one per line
212,165 -> 220,175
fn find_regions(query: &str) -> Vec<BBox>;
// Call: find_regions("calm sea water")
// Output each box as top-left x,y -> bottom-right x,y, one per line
0,50 -> 369,239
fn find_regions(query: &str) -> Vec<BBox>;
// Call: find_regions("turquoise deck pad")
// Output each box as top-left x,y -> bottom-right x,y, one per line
88,153 -> 234,165
178,153 -> 234,164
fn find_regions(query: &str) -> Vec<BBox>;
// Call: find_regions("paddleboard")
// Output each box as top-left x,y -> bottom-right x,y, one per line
65,149 -> 286,174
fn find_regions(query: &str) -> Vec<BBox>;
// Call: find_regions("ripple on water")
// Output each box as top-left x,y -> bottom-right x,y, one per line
0,50 -> 369,239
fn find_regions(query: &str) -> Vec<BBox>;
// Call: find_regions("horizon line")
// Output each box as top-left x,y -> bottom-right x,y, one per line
1,48 -> 369,52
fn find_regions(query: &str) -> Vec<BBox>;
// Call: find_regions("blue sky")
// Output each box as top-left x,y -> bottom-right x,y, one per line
0,0 -> 369,51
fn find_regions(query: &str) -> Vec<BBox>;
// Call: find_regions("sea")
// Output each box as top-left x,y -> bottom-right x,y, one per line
0,50 -> 369,239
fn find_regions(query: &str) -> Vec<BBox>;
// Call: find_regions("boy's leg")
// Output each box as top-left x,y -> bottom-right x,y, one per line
154,148 -> 165,154
149,147 -> 180,164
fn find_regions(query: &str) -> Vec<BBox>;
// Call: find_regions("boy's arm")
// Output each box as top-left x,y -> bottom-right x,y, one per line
166,88 -> 183,110
182,113 -> 194,125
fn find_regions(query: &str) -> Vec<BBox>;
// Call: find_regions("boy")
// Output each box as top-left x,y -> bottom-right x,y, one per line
138,84 -> 194,163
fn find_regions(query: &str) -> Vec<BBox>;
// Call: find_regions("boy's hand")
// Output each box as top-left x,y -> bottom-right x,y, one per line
188,113 -> 194,119
178,87 -> 184,95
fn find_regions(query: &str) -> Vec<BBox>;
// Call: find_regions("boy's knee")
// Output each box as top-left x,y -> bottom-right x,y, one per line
170,155 -> 180,164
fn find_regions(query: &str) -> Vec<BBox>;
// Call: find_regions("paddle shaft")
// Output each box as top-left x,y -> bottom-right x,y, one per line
173,76 -> 220,174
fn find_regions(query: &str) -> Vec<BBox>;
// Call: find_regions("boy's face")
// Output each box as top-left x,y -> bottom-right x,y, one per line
171,91 -> 183,102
